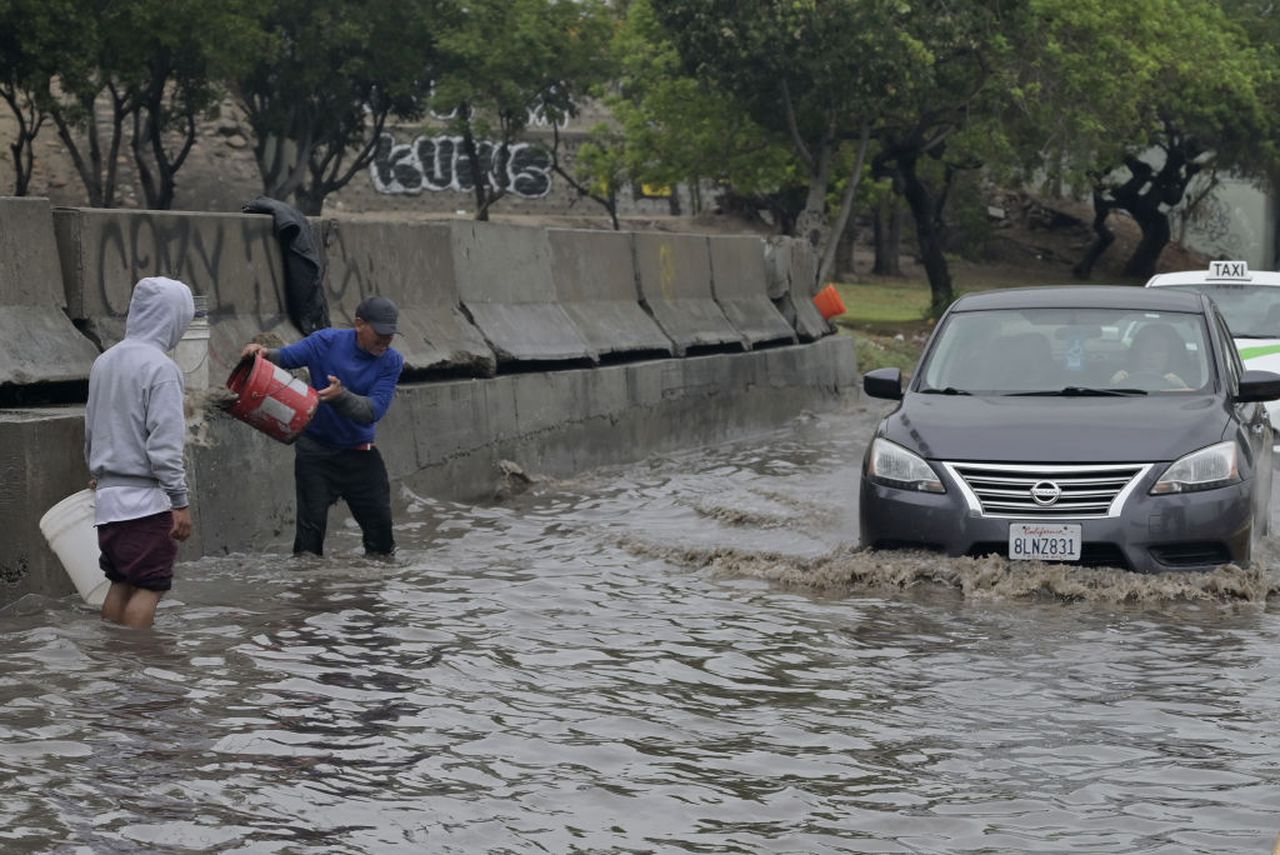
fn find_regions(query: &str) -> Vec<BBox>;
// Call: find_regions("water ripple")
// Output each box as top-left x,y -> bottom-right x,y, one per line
3,402 -> 1280,852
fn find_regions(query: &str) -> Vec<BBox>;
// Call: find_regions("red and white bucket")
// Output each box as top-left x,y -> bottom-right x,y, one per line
225,354 -> 319,444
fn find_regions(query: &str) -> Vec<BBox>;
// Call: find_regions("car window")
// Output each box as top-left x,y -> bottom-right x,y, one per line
919,308 -> 1212,395
1166,283 -> 1280,338
1213,310 -> 1242,392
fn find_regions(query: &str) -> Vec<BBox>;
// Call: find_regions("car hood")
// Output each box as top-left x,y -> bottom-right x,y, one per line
882,393 -> 1230,463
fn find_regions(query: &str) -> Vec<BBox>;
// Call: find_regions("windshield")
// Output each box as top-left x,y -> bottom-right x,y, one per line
918,307 -> 1214,396
1165,283 -> 1280,338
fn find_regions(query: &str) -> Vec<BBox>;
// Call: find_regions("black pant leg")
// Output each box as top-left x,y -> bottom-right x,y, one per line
294,441 -> 341,556
340,448 -> 395,556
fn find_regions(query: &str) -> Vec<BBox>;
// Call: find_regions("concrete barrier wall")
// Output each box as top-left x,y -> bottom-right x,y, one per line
1,204 -> 857,606
633,232 -> 747,355
0,199 -> 100,390
53,208 -> 297,379
547,228 -> 674,360
707,235 -> 799,348
321,218 -> 496,376
0,407 -> 93,596
43,209 -> 833,376
451,221 -> 597,365
765,237 -> 830,342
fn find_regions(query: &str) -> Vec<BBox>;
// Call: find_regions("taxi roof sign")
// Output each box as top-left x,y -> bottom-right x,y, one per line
1208,260 -> 1250,280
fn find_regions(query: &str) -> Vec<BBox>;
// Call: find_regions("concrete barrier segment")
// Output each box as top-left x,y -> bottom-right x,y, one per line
707,235 -> 798,348
0,406 -> 90,600
0,307 -> 102,390
52,208 -> 299,381
546,228 -> 675,359
0,198 -> 99,388
450,221 -> 597,365
632,232 -> 747,356
319,218 -> 496,376
764,236 -> 830,342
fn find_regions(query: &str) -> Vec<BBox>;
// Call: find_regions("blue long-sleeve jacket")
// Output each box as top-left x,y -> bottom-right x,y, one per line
274,328 -> 404,448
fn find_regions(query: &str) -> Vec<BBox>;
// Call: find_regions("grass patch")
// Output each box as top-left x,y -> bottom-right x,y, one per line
833,278 -> 931,328
843,327 -> 925,375
831,263 -> 1078,373
831,280 -> 932,373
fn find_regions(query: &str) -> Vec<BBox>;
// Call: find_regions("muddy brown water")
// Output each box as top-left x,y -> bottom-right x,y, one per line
3,399 -> 1280,853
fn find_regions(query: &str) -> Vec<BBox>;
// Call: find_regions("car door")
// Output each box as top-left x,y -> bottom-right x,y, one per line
1214,308 -> 1273,530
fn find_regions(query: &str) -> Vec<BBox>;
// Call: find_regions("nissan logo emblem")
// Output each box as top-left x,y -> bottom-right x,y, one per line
1030,480 -> 1062,506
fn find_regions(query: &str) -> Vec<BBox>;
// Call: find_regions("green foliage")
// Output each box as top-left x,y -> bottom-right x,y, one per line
574,123 -> 627,201
0,0 -> 75,193
1021,0 -> 1278,189
1,0 -> 1274,229
234,0 -> 443,213
433,0 -> 613,131
606,0 -> 793,200
944,172 -> 995,263
428,0 -> 614,219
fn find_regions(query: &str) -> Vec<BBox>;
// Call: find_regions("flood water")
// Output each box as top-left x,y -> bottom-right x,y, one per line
4,398 -> 1280,853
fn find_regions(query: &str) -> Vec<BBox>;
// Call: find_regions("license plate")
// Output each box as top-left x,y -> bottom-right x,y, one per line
1008,523 -> 1082,562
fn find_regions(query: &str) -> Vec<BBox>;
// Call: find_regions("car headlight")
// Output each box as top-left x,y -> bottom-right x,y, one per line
867,437 -> 945,493
1150,441 -> 1240,495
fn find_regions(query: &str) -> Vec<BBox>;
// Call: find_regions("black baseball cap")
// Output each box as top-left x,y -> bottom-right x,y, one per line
355,295 -> 398,335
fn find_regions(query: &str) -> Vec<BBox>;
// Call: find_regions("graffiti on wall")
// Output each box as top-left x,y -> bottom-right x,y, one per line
369,133 -> 553,198
85,215 -> 285,318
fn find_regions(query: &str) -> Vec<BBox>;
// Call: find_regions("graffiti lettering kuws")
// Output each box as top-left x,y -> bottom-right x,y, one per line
370,133 -> 553,198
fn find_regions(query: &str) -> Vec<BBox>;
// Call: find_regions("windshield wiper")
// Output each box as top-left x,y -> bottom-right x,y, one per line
918,386 -> 971,395
1007,386 -> 1148,397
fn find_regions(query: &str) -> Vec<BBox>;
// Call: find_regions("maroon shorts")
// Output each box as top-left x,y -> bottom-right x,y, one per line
97,512 -> 177,592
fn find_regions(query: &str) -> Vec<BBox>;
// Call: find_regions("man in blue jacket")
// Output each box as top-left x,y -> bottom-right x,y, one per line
242,296 -> 405,557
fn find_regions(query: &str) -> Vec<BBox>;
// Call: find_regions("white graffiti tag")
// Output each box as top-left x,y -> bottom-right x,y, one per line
370,133 -> 553,198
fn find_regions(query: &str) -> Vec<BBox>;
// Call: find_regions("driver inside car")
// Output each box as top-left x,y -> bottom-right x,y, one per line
1110,323 -> 1192,390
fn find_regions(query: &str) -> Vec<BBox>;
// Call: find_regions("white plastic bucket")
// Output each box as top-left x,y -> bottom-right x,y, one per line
38,489 -> 108,607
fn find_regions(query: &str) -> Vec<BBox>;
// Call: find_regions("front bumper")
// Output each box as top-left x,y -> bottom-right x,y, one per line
859,467 -> 1255,573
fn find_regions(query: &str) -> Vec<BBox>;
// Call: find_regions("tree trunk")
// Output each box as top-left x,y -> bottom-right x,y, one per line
815,126 -> 870,289
0,89 -> 41,196
1122,210 -> 1171,279
896,153 -> 952,316
457,118 -> 491,221
133,95 -> 195,210
834,219 -> 856,279
872,195 -> 902,276
1073,189 -> 1115,280
131,110 -> 162,208
1273,172 -> 1280,269
292,185 -> 324,216
50,98 -> 105,207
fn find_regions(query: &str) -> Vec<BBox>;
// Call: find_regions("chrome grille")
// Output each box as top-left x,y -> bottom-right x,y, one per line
943,462 -> 1151,519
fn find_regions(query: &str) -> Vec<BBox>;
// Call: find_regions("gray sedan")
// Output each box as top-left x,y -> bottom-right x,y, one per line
860,286 -> 1280,572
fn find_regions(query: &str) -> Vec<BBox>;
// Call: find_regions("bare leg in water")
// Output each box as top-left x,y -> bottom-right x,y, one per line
101,582 -> 164,629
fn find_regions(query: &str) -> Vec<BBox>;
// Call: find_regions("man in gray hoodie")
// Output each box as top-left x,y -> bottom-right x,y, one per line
84,276 -> 195,629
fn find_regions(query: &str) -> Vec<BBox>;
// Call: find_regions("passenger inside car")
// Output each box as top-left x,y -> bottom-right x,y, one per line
990,331 -> 1055,389
1110,323 -> 1193,390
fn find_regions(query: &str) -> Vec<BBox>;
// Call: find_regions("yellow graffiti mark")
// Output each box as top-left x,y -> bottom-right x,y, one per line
659,243 -> 676,301
641,183 -> 672,198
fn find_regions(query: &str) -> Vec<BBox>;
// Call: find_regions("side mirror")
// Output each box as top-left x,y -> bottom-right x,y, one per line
1237,369 -> 1280,402
863,367 -> 904,400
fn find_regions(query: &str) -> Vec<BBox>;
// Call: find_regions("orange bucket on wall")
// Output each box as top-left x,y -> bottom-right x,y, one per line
814,284 -> 846,320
